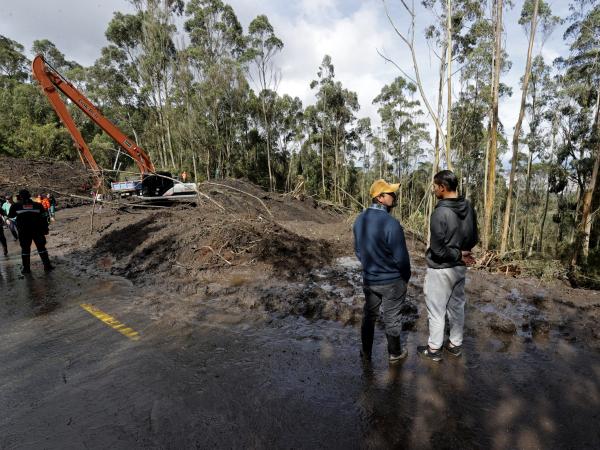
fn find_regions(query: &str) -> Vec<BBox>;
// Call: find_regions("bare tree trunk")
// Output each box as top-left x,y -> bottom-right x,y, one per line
538,120 -> 558,253
383,1 -> 447,151
483,0 -> 504,250
522,150 -> 534,253
262,99 -> 274,192
427,49 -> 447,245
192,153 -> 198,183
165,112 -> 176,169
572,87 -> 600,266
321,132 -> 326,197
334,129 -> 340,203
483,123 -> 490,213
537,181 -> 551,254
445,0 -> 453,170
499,0 -> 539,254
511,184 -> 520,250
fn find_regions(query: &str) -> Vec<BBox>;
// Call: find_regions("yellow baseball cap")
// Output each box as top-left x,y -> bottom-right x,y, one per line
369,179 -> 400,199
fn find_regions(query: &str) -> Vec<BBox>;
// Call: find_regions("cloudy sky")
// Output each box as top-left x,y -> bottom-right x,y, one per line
0,0 -> 572,149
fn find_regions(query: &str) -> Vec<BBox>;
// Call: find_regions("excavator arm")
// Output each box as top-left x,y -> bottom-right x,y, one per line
31,54 -> 155,175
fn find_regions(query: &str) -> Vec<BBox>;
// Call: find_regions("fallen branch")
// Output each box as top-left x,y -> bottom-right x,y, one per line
203,182 -> 273,218
196,245 -> 232,265
196,188 -> 226,212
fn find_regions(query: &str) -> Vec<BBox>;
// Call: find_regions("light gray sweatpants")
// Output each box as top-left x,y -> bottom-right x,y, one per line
423,266 -> 467,349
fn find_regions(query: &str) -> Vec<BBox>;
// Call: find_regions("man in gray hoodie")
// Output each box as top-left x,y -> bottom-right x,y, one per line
418,170 -> 478,362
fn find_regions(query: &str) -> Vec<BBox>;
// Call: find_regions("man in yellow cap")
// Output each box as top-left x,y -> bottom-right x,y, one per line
353,179 -> 411,364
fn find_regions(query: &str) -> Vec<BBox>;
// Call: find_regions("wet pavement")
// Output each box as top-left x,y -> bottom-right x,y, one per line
1,240 -> 600,449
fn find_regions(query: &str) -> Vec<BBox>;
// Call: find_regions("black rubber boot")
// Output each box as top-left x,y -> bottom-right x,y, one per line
360,321 -> 375,361
39,251 -> 54,271
386,334 -> 401,355
21,254 -> 31,274
386,334 -> 408,362
2,245 -> 7,256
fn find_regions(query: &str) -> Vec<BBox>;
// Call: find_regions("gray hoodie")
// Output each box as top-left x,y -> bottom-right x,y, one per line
426,196 -> 478,269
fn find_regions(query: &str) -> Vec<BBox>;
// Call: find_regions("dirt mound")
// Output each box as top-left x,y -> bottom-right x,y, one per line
86,209 -> 334,282
0,156 -> 93,206
197,178 -> 340,224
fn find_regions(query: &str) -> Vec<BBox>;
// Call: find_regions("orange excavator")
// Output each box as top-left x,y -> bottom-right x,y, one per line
32,54 -> 195,198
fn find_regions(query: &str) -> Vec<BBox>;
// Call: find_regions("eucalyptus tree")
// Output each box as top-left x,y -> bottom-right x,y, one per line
482,0 -> 505,250
309,55 -> 359,202
32,40 -> 81,74
500,0 -> 560,255
184,0 -> 247,179
104,4 -> 181,169
373,76 -> 429,217
0,35 -> 29,83
270,94 -> 303,191
521,56 -> 555,254
310,55 -> 335,196
560,0 -> 600,266
355,117 -> 373,205
245,14 -> 283,191
0,36 -> 29,154
422,0 -> 483,169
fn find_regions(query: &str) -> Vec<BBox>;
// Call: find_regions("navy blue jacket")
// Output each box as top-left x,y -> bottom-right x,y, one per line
353,204 -> 411,285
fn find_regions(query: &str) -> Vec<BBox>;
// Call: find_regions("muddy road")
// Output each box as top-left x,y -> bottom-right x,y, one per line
1,192 -> 600,449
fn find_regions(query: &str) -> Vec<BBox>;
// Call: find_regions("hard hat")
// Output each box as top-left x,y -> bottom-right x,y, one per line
369,179 -> 400,199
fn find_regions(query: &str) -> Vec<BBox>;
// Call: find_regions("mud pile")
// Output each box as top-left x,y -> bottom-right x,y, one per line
52,179 -> 360,315
0,156 -> 93,206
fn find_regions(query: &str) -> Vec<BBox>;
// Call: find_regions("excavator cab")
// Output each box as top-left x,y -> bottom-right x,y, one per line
140,172 -> 174,197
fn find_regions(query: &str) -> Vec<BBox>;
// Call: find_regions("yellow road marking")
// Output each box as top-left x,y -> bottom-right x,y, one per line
80,303 -> 140,341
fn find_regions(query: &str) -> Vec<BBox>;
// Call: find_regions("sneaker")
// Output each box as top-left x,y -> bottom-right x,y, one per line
417,345 -> 443,362
444,341 -> 462,357
389,348 -> 408,363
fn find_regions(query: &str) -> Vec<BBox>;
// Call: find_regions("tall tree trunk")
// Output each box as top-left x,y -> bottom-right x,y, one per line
511,184 -> 520,250
321,131 -> 326,197
165,112 -> 176,169
334,129 -> 339,203
427,50 -> 447,245
572,87 -> 600,266
537,179 -> 551,254
483,0 -> 504,250
445,0 -> 453,170
522,150 -> 534,253
538,119 -> 558,253
262,99 -> 274,192
499,0 -> 539,254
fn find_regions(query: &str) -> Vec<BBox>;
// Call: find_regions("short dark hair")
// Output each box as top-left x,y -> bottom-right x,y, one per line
433,170 -> 458,192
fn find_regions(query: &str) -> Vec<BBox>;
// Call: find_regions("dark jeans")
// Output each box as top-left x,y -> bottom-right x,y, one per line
0,225 -> 6,250
19,233 -> 47,256
361,279 -> 407,355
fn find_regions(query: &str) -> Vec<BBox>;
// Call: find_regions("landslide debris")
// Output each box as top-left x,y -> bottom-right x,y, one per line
0,156 -> 93,206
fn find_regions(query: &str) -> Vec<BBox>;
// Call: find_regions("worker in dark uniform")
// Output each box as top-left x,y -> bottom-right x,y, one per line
0,196 -> 8,256
8,189 -> 53,274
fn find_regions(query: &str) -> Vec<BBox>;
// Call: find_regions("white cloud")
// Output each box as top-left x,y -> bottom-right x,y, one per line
0,0 -> 135,65
0,0 -> 574,154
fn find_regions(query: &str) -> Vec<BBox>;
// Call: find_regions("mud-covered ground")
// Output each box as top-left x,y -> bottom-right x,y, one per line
1,168 -> 599,448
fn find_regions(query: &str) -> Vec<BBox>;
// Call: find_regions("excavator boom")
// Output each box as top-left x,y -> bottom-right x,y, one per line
31,55 -> 155,175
